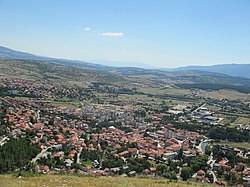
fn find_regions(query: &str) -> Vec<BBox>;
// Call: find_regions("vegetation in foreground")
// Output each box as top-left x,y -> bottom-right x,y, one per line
0,174 -> 211,187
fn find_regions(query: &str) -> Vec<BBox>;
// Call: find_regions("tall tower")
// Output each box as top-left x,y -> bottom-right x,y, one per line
37,109 -> 40,121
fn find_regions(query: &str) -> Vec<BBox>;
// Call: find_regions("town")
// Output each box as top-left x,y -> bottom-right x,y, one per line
0,78 -> 249,186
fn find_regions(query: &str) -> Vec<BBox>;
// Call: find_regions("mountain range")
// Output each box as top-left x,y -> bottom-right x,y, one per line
1,45 -> 250,93
168,64 -> 250,79
1,46 -> 250,79
0,46 -> 108,71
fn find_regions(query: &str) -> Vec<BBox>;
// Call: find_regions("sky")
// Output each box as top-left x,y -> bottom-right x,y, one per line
0,0 -> 250,68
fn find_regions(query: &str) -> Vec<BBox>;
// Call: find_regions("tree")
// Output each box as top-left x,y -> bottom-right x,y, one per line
181,167 -> 193,181
190,155 -> 208,172
0,138 -> 40,173
30,116 -> 37,124
100,141 -> 108,150
205,173 -> 214,183
128,158 -> 151,173
73,153 -> 77,164
177,148 -> 183,160
156,164 -> 168,175
49,118 -> 54,125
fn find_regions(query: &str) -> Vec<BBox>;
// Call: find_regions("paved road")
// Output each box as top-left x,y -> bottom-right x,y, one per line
31,144 -> 61,163
207,152 -> 217,183
192,102 -> 207,114
76,147 -> 83,164
198,139 -> 208,154
0,136 -> 9,146
198,141 -> 204,154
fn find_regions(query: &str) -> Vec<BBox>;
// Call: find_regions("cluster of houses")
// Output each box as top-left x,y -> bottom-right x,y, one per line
0,97 -> 206,177
192,161 -> 250,185
0,78 -> 249,186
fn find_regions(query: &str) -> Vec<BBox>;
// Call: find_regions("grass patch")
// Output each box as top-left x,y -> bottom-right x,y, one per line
213,142 -> 250,149
83,159 -> 92,167
0,174 -> 212,187
233,117 -> 250,125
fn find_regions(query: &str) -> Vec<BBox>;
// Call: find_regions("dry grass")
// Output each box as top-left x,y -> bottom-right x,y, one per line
138,87 -> 191,96
49,101 -> 80,109
0,175 -> 212,187
213,142 -> 250,149
197,90 -> 250,101
204,104 -> 221,112
233,117 -> 250,125
14,97 -> 81,109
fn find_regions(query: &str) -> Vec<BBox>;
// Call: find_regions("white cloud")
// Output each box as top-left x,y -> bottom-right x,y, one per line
84,27 -> 91,31
102,32 -> 124,37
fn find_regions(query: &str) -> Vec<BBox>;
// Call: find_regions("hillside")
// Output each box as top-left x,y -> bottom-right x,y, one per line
0,46 -> 108,71
168,64 -> 250,79
0,175 -> 210,187
1,58 -> 250,93
1,46 -> 250,93
0,59 -> 125,86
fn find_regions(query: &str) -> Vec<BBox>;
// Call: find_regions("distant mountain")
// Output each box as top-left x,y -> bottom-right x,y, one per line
2,58 -> 250,93
167,64 -> 250,78
0,46 -> 109,71
0,46 -> 40,59
0,46 -> 154,71
2,45 -> 250,93
90,59 -> 155,69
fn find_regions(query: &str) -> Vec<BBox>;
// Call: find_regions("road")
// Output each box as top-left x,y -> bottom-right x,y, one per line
192,102 -> 207,114
207,152 -> 217,183
0,136 -> 10,146
31,144 -> 61,163
76,147 -> 83,164
198,139 -> 209,155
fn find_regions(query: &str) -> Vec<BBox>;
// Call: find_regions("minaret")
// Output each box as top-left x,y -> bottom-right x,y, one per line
37,109 -> 40,121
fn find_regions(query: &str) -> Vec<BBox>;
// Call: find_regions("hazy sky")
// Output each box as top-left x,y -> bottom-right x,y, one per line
0,0 -> 250,68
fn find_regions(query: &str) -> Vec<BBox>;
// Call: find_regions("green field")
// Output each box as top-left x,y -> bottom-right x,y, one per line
0,175 -> 212,187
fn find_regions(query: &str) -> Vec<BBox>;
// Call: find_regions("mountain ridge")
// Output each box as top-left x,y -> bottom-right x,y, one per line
0,46 -> 109,71
166,64 -> 250,78
1,45 -> 249,79
1,45 -> 250,93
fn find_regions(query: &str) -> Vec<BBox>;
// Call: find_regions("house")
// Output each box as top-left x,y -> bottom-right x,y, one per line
110,167 -> 120,174
215,180 -> 227,186
183,150 -> 196,159
197,170 -> 206,177
128,171 -> 136,177
163,151 -> 177,160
